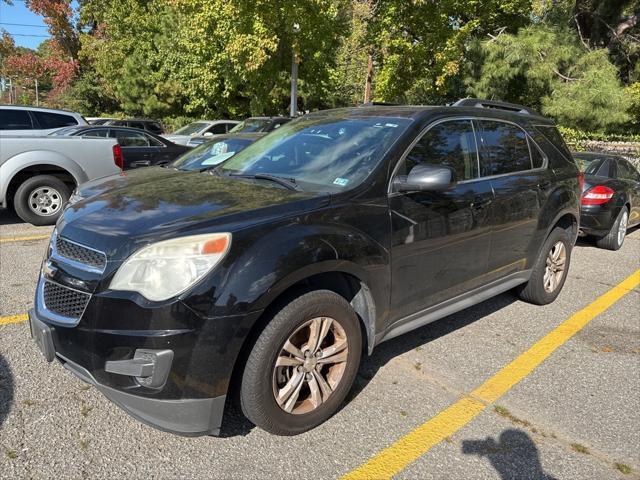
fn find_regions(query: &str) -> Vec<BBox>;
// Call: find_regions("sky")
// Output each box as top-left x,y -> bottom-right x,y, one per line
0,1 -> 50,50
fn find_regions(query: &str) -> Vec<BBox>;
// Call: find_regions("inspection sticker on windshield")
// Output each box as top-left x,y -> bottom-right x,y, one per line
333,178 -> 349,186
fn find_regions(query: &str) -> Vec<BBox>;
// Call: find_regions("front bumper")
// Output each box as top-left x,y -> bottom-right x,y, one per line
29,307 -> 228,436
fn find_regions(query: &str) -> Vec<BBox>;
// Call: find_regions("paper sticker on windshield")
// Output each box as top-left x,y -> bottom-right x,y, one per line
333,178 -> 349,187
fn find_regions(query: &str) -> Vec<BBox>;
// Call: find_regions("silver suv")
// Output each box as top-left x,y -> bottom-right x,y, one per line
0,105 -> 87,136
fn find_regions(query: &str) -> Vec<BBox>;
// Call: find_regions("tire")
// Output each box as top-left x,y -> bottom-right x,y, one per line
517,227 -> 572,305
13,175 -> 70,226
240,290 -> 362,435
595,207 -> 628,251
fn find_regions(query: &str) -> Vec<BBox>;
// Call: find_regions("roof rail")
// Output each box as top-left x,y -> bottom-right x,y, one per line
359,101 -> 401,107
453,98 -> 537,115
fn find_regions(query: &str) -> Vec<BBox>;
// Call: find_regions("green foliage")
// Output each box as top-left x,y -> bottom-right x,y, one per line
467,25 -> 631,131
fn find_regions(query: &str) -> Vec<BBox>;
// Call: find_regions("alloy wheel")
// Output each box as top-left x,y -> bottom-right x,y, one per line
543,241 -> 566,293
272,317 -> 349,415
617,210 -> 628,247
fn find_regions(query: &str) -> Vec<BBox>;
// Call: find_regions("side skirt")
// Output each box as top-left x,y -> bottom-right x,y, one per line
375,270 -> 531,345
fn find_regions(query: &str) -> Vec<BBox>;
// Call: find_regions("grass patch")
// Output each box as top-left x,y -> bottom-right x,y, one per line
78,439 -> 90,450
21,399 -> 36,407
493,405 -> 533,429
415,346 -> 423,352
571,443 -> 589,455
4,448 -> 18,460
399,410 -> 408,417
615,463 -> 632,475
413,361 -> 422,371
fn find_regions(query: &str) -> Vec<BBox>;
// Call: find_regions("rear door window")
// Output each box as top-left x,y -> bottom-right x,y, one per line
403,119 -> 479,181
617,160 -> 639,181
0,109 -> 33,130
110,129 -> 150,147
33,111 -> 78,129
145,133 -> 165,147
82,129 -> 109,138
477,121 -> 531,176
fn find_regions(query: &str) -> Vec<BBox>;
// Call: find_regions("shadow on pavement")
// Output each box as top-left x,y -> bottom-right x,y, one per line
462,429 -> 557,480
0,209 -> 24,226
0,352 -> 15,427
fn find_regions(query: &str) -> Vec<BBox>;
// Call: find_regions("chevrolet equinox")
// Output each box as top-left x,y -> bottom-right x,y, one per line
29,99 -> 581,436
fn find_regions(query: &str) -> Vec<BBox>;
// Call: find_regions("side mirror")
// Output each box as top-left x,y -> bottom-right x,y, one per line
394,164 -> 456,192
203,132 -> 214,137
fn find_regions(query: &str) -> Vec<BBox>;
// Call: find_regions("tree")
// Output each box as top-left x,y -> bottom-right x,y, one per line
466,25 -> 630,131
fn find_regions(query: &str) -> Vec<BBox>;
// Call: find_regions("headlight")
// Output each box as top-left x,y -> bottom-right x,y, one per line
109,233 -> 231,301
67,190 -> 84,206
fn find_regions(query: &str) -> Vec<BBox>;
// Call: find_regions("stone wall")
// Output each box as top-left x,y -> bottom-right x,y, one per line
574,141 -> 640,168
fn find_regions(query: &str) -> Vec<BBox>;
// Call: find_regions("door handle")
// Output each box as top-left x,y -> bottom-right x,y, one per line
471,197 -> 492,210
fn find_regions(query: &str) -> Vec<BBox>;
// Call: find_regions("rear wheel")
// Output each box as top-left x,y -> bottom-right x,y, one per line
518,227 -> 571,305
595,207 -> 628,251
240,290 -> 362,435
13,175 -> 70,226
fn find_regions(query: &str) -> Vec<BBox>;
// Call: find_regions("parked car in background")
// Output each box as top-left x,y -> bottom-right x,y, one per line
170,133 -> 265,170
163,120 -> 240,145
229,116 -> 291,133
103,118 -> 165,135
1,136 -> 121,225
0,106 -> 87,136
29,100 -> 580,437
574,151 -> 640,250
86,117 -> 116,125
51,125 -> 190,169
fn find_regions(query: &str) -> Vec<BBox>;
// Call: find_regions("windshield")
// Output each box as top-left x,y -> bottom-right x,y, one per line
170,137 -> 255,171
229,119 -> 271,133
219,115 -> 411,191
173,122 -> 209,136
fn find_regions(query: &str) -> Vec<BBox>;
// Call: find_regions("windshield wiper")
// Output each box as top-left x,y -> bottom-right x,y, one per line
229,173 -> 300,191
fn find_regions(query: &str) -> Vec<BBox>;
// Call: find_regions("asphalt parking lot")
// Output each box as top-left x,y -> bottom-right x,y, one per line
1,210 -> 639,480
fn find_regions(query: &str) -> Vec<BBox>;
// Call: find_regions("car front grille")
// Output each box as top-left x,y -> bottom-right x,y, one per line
55,235 -> 106,270
42,280 -> 91,319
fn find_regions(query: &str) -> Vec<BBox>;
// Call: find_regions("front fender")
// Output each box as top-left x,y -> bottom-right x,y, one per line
184,221 -> 390,341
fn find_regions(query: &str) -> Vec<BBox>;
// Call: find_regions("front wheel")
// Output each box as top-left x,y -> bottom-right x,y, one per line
517,227 -> 572,305
595,207 -> 628,251
13,175 -> 70,226
240,290 -> 362,435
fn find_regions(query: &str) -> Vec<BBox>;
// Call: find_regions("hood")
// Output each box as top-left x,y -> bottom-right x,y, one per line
59,168 -> 327,259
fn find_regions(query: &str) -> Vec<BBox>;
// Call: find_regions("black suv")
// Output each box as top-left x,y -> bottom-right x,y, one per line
29,99 -> 580,436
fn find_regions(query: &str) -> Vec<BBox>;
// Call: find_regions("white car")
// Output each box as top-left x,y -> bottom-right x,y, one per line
0,105 -> 88,136
163,120 -> 239,145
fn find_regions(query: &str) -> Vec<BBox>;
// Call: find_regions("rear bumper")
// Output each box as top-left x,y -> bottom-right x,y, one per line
579,206 -> 618,236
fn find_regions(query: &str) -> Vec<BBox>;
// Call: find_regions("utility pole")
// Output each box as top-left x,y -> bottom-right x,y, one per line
363,52 -> 373,104
290,23 -> 301,118
35,78 -> 39,107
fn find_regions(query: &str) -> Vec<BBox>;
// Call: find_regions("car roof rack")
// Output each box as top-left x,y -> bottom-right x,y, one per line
453,98 -> 537,115
359,101 -> 401,107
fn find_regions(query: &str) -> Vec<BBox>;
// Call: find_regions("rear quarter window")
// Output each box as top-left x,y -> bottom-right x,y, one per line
535,125 -> 572,161
33,111 -> 78,129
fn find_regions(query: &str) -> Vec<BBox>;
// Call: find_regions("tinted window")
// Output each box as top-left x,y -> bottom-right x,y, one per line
617,160 -> 639,181
82,129 -> 109,138
145,133 -> 164,147
478,121 -> 531,176
574,155 -> 611,176
111,129 -> 149,147
536,125 -> 572,160
128,121 -> 145,130
33,111 -> 78,129
403,120 -> 479,181
0,109 -> 33,130
147,122 -> 163,134
528,138 -> 545,169
208,123 -> 227,134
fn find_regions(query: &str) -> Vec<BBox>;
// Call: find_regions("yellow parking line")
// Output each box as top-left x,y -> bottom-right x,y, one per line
0,313 -> 28,326
342,268 -> 640,480
0,234 -> 50,244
